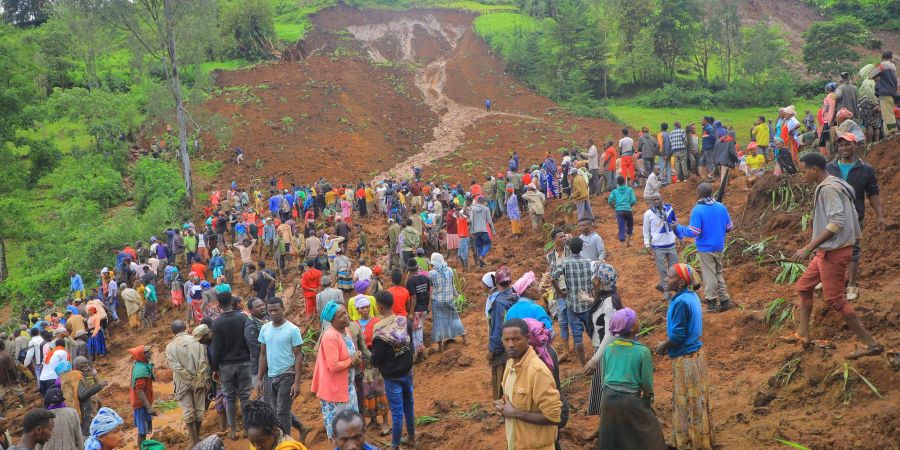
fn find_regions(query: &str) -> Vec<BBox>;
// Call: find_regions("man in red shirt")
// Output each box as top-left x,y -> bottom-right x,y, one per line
386,269 -> 412,317
602,142 -> 618,192
300,263 -> 322,317
469,179 -> 483,199
190,260 -> 207,280
456,209 -> 470,271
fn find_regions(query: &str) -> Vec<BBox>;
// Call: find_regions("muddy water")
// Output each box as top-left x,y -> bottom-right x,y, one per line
346,16 -> 535,183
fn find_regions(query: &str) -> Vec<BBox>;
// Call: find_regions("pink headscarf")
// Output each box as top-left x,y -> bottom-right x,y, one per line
836,108 -> 853,121
609,308 -> 637,337
512,271 -> 536,296
524,318 -> 554,371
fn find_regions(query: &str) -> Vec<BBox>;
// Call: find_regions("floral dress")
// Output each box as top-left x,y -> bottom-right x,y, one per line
320,333 -> 359,439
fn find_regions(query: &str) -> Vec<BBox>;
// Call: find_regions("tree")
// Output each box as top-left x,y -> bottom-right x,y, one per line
690,0 -> 720,82
739,22 -> 788,77
608,0 -> 654,85
45,87 -> 141,147
52,0 -> 110,90
717,0 -> 741,84
2,0 -> 50,27
802,16 -> 870,76
652,0 -> 698,80
518,0 -> 559,19
219,0 -> 277,59
0,24 -> 40,143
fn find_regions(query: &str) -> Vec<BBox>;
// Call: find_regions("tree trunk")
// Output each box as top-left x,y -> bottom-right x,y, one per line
0,237 -> 7,283
163,0 -> 192,208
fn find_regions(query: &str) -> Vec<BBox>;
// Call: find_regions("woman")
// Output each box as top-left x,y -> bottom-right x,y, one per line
505,187 -> 522,239
209,249 -> 225,280
834,108 -> 866,144
86,307 -> 106,360
333,248 -> 353,293
584,262 -> 625,416
355,298 -> 391,436
43,387 -> 84,450
428,253 -> 467,352
143,282 -> 158,327
655,263 -> 715,450
348,280 -> 379,322
819,84 -> 838,155
857,64 -> 883,142
595,308 -> 666,449
84,407 -> 126,450
311,302 -> 362,441
505,271 -> 552,331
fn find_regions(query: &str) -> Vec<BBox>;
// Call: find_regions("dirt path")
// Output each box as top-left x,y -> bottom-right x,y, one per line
347,15 -> 538,183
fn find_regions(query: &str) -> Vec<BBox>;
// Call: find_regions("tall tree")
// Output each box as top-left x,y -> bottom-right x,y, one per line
739,22 -> 788,77
717,0 -> 741,84
53,0 -> 109,90
802,16 -> 870,77
608,0 -> 654,85
1,0 -> 50,27
652,0 -> 698,80
690,0 -> 719,81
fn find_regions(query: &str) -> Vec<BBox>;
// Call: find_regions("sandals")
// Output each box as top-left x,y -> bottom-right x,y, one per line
847,344 -> 884,360
780,332 -> 810,346
846,286 -> 859,301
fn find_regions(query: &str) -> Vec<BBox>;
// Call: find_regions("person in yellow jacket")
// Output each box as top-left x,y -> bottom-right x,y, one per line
751,116 -> 771,161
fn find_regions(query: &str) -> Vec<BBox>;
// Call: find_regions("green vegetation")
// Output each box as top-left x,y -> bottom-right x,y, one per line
805,0 -> 899,31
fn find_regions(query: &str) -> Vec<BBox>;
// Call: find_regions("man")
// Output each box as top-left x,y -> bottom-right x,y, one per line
644,166 -> 661,199
751,116 -> 771,161
211,291 -> 253,440
11,408 -> 55,450
676,183 -> 734,313
387,219 -> 402,271
699,116 -> 717,180
400,219 -> 420,267
869,50 -> 897,136
38,338 -> 68,395
248,264 -> 275,301
643,193 -> 679,301
0,341 -> 24,412
70,356 -> 106,435
618,128 -> 636,186
234,238 -> 257,284
316,277 -> 343,329
128,345 -> 156,446
494,319 -> 561,450
637,128 -> 658,183
23,329 -> 46,391
825,139 -> 886,301
551,237 -> 595,365
486,267 -> 517,400
469,197 -> 496,268
243,400 -> 303,450
582,139 -> 601,195
607,176 -> 638,247
570,167 -> 593,222
834,71 -> 859,122
803,110 -> 816,133
788,152 -> 883,358
165,320 -> 209,446
244,298 -> 267,389
353,260 -> 372,283
656,123 -> 672,186
669,121 -> 689,181
601,141 -> 617,193
333,409 -> 378,450
299,262 -> 322,318
521,184 -> 546,231
69,270 -> 85,300
406,261 -> 431,361
257,297 -> 309,441
577,220 -> 606,263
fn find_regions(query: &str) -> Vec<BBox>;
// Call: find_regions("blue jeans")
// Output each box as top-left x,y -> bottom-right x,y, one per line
614,210 -> 633,242
458,237 -> 470,264
472,232 -> 491,259
557,297 -> 570,342
567,308 -> 590,344
657,155 -> 671,184
384,372 -> 415,447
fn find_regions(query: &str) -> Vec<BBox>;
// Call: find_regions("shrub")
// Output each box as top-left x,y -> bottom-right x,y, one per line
634,83 -> 715,108
42,155 -> 125,208
132,157 -> 185,214
219,0 -> 277,60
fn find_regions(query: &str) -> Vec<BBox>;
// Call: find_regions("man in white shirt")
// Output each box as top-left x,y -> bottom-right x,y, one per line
618,128 -> 636,187
353,261 -> 373,282
644,166 -> 661,199
581,139 -> 601,195
23,329 -> 46,390
39,336 -> 69,394
642,193 -> 679,301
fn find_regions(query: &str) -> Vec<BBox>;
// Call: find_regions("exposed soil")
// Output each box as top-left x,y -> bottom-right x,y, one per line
8,6 -> 896,450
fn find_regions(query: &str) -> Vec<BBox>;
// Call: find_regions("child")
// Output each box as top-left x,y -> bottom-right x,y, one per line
129,345 -> 156,446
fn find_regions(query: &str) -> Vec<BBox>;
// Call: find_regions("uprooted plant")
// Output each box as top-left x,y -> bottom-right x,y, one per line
742,236 -> 777,264
775,262 -> 806,284
772,357 -> 801,387
823,361 -> 884,404
763,297 -> 795,335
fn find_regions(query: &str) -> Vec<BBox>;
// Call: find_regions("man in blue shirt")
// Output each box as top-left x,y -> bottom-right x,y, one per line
676,183 -> 734,313
69,270 -> 85,300
257,297 -> 308,440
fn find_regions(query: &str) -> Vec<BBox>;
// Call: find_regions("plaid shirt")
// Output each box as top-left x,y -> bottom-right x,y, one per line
429,268 -> 457,303
669,128 -> 688,151
551,254 -> 594,313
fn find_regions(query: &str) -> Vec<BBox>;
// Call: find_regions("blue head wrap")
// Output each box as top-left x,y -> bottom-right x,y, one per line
321,300 -> 339,322
200,281 -> 211,289
215,283 -> 232,293
85,407 -> 125,450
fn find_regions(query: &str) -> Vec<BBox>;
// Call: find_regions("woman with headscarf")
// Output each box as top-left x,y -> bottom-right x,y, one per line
86,307 -> 106,361
354,297 -> 391,437
42,387 -> 85,450
655,263 -> 714,450
583,262 -> 624,417
347,280 -> 379,322
505,271 -> 552,330
333,247 -> 353,293
428,253 -> 467,353
593,308 -> 666,449
142,282 -> 158,327
857,64 -> 883,142
83,407 -> 125,450
834,108 -> 866,144
311,302 -> 362,441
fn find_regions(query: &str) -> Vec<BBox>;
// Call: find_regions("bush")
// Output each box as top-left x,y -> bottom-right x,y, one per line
219,0 -> 277,60
42,155 -> 125,208
718,76 -> 795,108
634,83 -> 715,108
132,157 -> 185,214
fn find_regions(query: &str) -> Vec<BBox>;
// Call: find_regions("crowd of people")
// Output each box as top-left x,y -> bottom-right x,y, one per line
0,52 -> 894,450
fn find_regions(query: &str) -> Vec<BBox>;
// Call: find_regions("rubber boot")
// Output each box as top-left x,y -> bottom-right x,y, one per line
706,298 -> 718,313
716,298 -> 734,312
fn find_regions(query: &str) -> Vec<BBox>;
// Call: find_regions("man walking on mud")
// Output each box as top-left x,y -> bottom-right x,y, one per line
785,153 -> 883,359
676,183 -> 734,313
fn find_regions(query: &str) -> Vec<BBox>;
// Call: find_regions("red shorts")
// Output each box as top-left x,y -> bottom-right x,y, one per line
796,246 -> 853,314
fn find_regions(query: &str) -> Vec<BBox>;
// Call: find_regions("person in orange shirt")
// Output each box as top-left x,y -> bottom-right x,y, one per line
469,179 -> 483,199
301,263 -> 323,317
190,260 -> 207,280
602,142 -> 618,192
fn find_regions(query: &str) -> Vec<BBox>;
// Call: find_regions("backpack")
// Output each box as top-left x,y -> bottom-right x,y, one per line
776,150 -> 797,175
280,197 -> 291,213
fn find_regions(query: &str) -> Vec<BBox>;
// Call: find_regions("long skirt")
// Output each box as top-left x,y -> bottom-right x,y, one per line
144,301 -> 159,322
510,219 -> 522,235
597,387 -> 667,450
191,301 -> 204,323
431,300 -> 465,341
446,233 -> 459,250
320,383 -> 359,440
337,271 -> 353,292
412,312 -> 426,352
587,364 -> 603,415
362,364 -> 388,415
671,350 -> 715,450
87,331 -> 107,356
